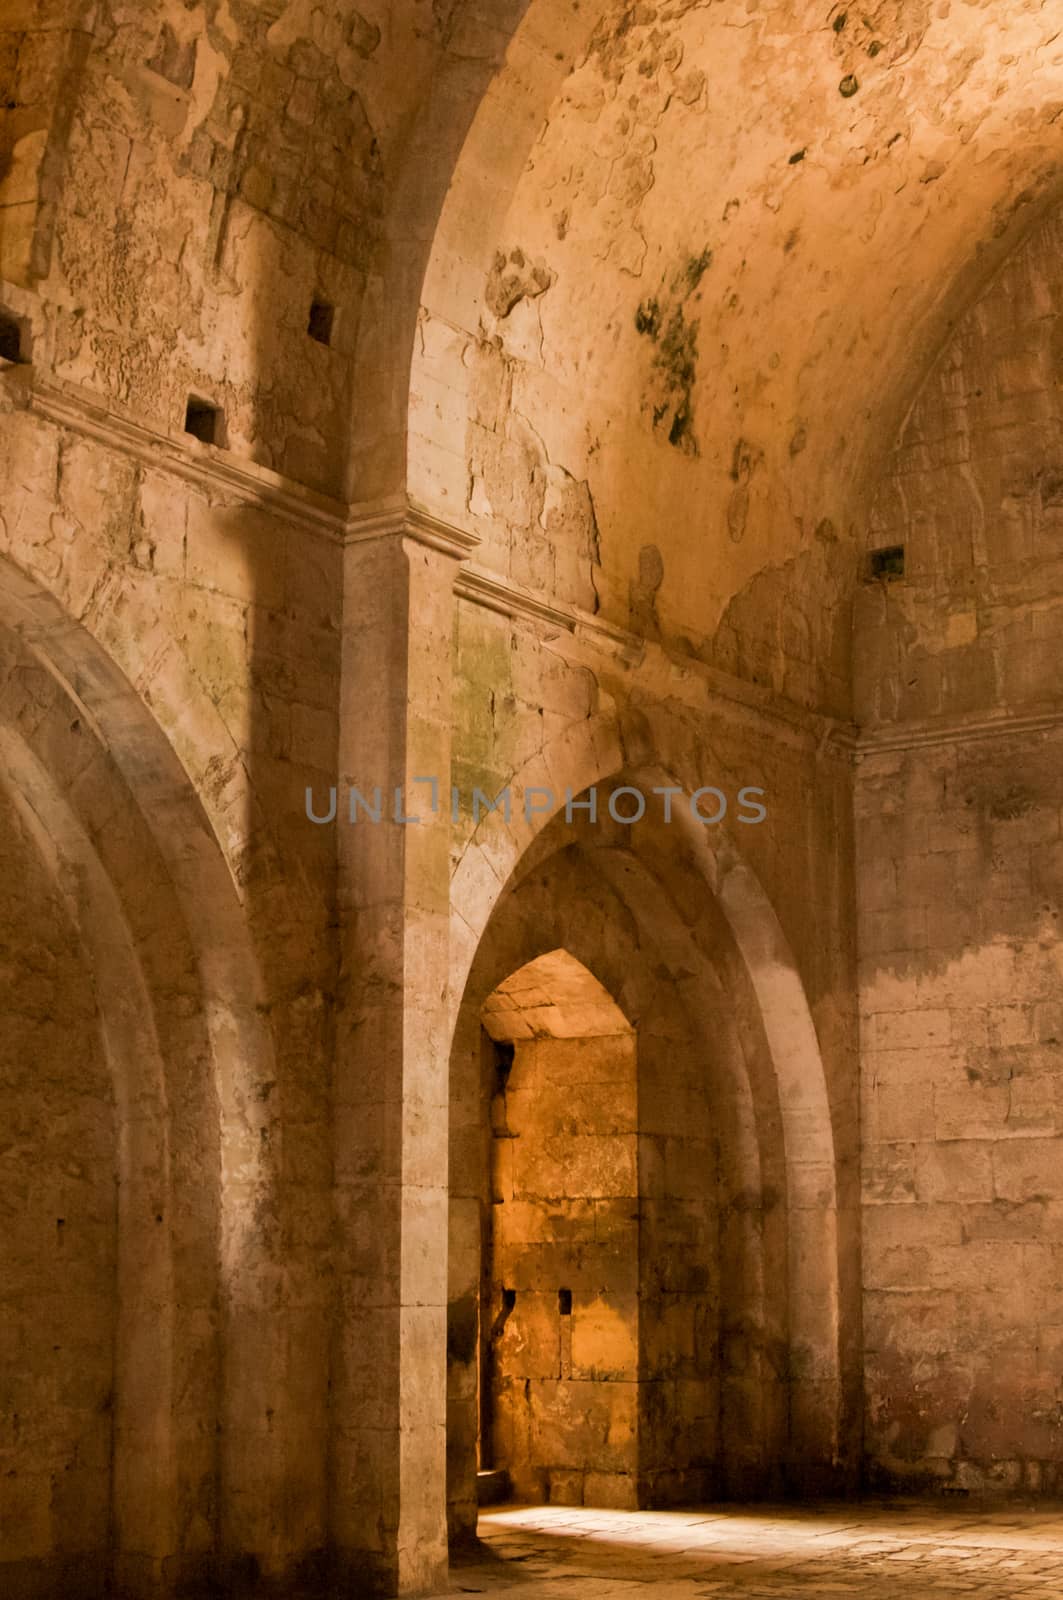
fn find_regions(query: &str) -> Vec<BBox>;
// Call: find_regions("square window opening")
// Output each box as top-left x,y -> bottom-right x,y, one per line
184,397 -> 222,445
0,311 -> 28,364
869,544 -> 905,581
308,299 -> 335,346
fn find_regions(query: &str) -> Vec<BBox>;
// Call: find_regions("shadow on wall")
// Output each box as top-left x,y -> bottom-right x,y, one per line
0,558 -> 281,1600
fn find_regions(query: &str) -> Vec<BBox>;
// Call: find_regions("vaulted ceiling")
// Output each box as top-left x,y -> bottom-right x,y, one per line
390,0 -> 1063,705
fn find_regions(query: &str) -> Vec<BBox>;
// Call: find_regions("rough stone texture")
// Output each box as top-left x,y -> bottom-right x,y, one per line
2,0 -> 1063,1596
0,781 -> 114,1592
487,1018 -> 641,1509
412,0 -> 1063,715
856,208 -> 1063,1495
0,251 -> 339,1598
481,951 -> 703,1512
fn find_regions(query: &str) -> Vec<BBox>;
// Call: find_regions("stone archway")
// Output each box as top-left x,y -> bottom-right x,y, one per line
447,782 -> 847,1543
0,556 -> 282,1595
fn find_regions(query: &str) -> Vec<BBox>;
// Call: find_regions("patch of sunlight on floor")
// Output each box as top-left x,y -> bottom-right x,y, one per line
428,1501 -> 1063,1598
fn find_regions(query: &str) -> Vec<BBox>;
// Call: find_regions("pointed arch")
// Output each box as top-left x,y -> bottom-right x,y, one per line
447,763 -> 848,1536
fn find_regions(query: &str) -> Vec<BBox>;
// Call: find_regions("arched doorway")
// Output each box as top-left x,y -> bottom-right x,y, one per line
444,767 -> 855,1548
0,559 -> 283,1594
445,790 -> 849,1543
478,950 -> 640,1507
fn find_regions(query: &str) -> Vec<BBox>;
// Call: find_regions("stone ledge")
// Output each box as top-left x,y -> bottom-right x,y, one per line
22,373 -> 350,537
3,369 -> 890,761
857,704 -> 1063,755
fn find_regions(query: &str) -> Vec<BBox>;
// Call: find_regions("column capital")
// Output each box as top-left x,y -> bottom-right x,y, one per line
344,496 -> 481,562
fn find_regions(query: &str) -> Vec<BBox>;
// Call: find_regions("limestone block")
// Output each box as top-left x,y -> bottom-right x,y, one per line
495,1291 -> 564,1381
506,1079 -> 637,1138
914,1140 -> 995,1205
570,1294 -> 639,1381
512,1132 -> 638,1201
582,1471 -> 638,1509
862,1143 -> 917,1205
638,1297 -> 698,1377
527,1377 -> 638,1474
498,1197 -> 598,1246
873,1008 -> 952,1052
933,1079 -> 1013,1141
993,1139 -> 1063,1203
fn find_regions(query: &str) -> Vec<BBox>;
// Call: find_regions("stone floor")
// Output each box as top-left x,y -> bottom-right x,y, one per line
431,1501 -> 1063,1597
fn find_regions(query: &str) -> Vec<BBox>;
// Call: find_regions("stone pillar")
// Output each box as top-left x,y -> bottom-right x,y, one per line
332,502 -> 477,1596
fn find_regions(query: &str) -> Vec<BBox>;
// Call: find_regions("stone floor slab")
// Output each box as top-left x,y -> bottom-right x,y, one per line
429,1502 -> 1063,1598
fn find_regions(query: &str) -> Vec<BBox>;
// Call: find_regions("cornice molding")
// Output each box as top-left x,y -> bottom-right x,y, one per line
344,499 -> 481,559
24,375 -> 350,536
18,376 -> 486,562
456,565 -> 858,756
456,565 -> 579,631
634,644 -> 859,759
856,704 -> 1063,756
21,373 -> 1056,761
455,566 -> 643,663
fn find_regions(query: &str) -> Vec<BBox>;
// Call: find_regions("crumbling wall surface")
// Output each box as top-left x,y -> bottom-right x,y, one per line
0,779 -> 115,1593
414,0 -> 1063,719
3,0 -> 376,493
3,0 -> 484,498
0,0 -> 87,288
856,208 -> 1063,1495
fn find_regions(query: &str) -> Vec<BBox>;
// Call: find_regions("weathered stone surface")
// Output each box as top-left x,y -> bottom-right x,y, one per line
5,1 -> 1063,1596
857,209 -> 1063,1498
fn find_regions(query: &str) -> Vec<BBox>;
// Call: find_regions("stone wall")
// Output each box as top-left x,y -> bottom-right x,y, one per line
856,207 -> 1063,1495
1,0 -> 375,494
0,397 -> 340,1593
21,0 -> 1063,1590
488,1026 -> 641,1508
477,945 -> 725,1512
0,781 -> 114,1592
0,172 -> 341,1598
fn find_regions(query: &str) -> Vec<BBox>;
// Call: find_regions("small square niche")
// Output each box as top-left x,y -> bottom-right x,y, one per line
184,396 -> 223,445
869,544 -> 905,581
307,298 -> 335,346
0,310 -> 29,364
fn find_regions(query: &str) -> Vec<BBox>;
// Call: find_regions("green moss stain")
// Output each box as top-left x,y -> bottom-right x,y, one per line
635,298 -> 661,338
683,247 -> 713,294
452,607 -> 515,823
